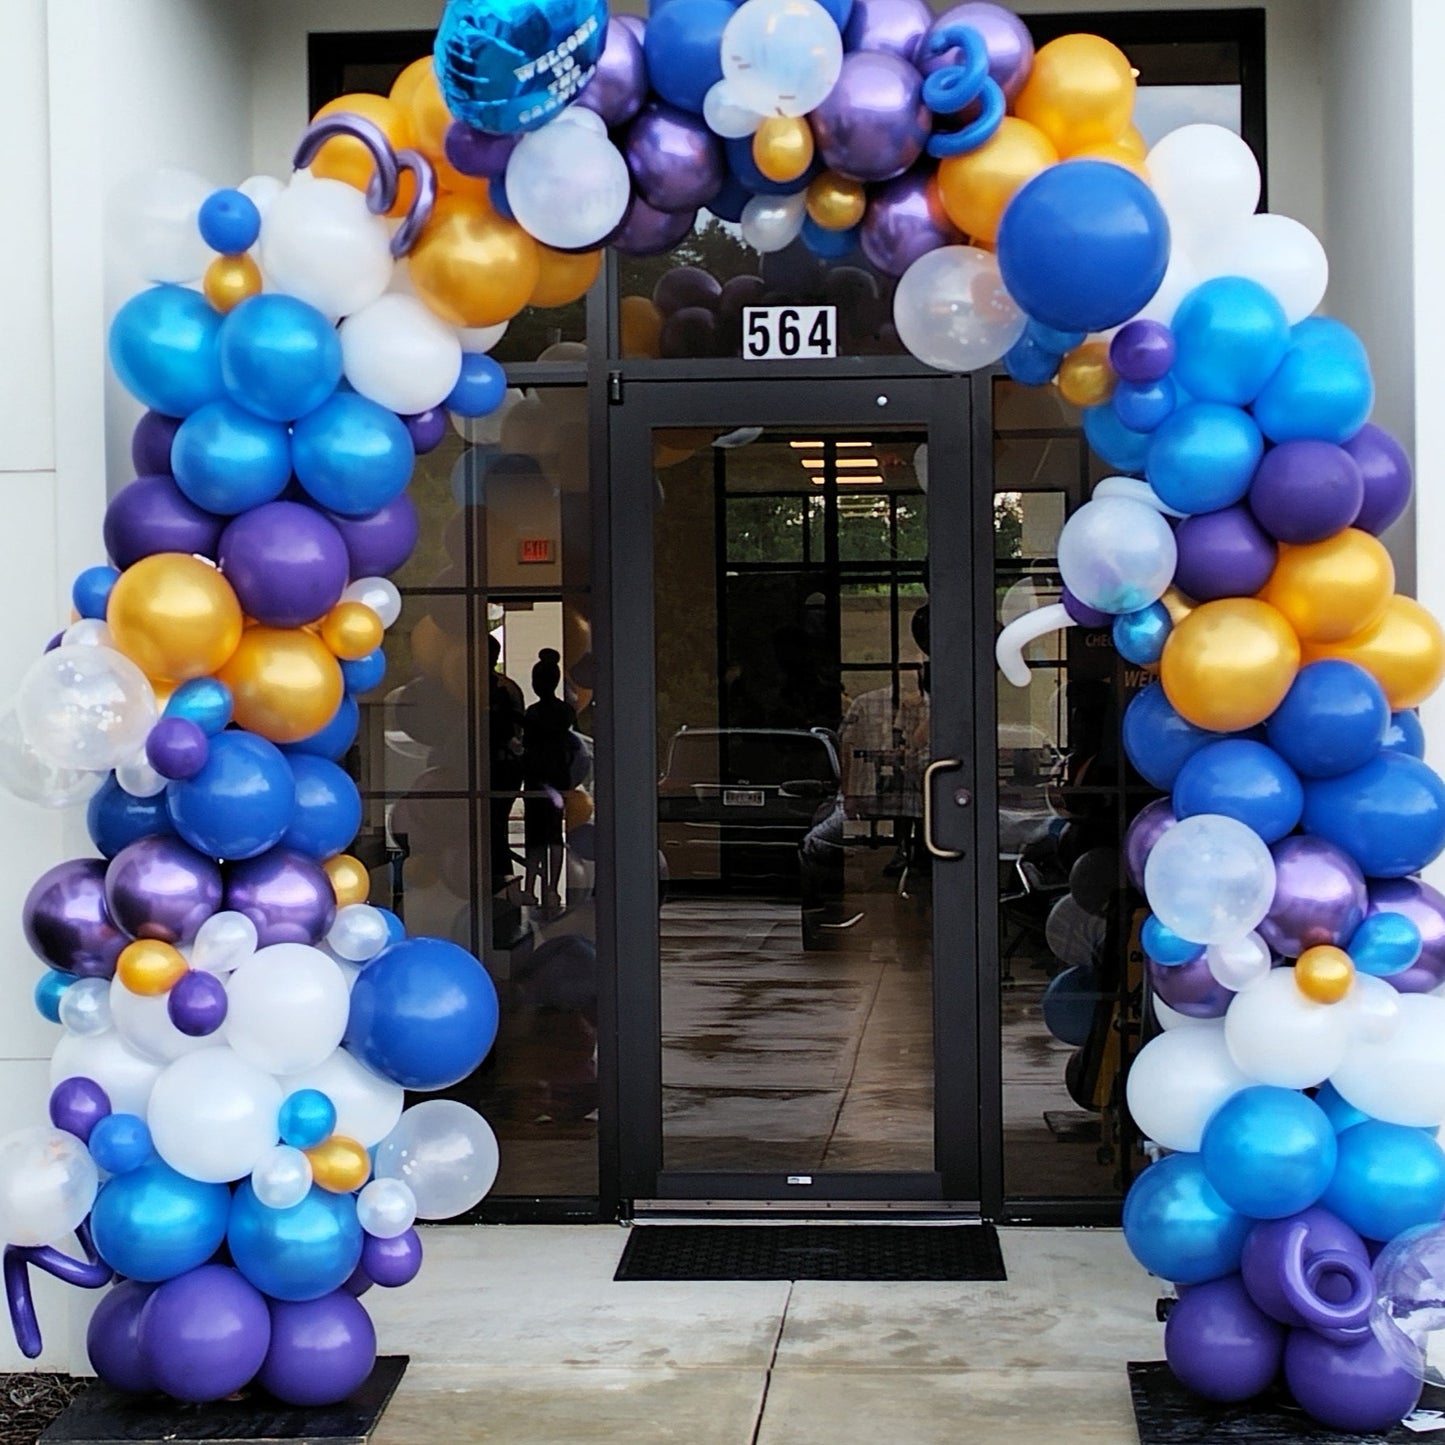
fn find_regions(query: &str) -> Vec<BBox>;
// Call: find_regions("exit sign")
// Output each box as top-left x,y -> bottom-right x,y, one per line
519,538 -> 554,564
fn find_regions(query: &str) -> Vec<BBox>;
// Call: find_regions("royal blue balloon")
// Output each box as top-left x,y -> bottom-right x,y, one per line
281,755 -> 362,862
1124,681 -> 1220,790
1142,914 -> 1203,965
801,218 -> 860,259
163,678 -> 234,736
1123,1152 -> 1252,1285
1300,752 -> 1445,879
375,907 -> 406,944
1200,1086 -> 1337,1220
292,394 -> 414,518
1040,965 -> 1097,1045
1171,278 -> 1290,407
108,285 -> 225,418
87,775 -> 176,859
1383,710 -> 1426,759
488,174 -> 515,221
1253,318 -> 1375,445
167,730 -> 297,862
997,161 -> 1170,333
1145,402 -> 1265,514
346,937 -> 500,1090
279,693 -> 359,762
644,0 -> 731,112
90,1160 -> 230,1282
725,135 -> 816,196
218,295 -> 343,424
1322,1121 -> 1445,1241
1347,911 -> 1423,977
1083,403 -> 1151,474
444,353 -> 507,418
1003,332 -> 1062,386
198,189 -> 261,254
171,400 -> 292,515
1264,660 -> 1389,780
33,969 -> 68,1023
1112,376 -> 1177,434
88,1113 -> 154,1175
278,1089 -> 337,1151
1113,602 -> 1172,665
72,565 -> 120,621
1173,739 -> 1304,844
228,1181 -> 364,1302
707,175 -> 752,224
340,649 -> 387,696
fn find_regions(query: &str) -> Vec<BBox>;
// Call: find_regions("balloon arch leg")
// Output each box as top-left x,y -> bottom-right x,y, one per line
0,0 -> 1441,1431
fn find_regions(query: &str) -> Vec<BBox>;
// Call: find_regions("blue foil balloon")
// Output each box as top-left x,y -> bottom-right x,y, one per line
1264,660 -> 1389,780
1300,752 -> 1445,879
87,775 -> 176,859
1145,402 -> 1264,515
1171,277 -> 1290,407
1200,1086 -> 1337,1220
435,0 -> 608,135
292,394 -> 415,518
171,400 -> 292,516
1083,403 -> 1150,474
1123,1152 -> 1252,1285
280,694 -> 360,762
108,285 -> 225,418
217,294 -> 343,424
228,1181 -> 364,1302
164,678 -> 235,737
278,1089 -> 338,1151
1172,739 -> 1304,845
90,1160 -> 230,1282
281,755 -> 363,861
167,730 -> 297,861
1142,914 -> 1203,965
1113,602 -> 1172,666
1322,1121 -> 1445,1241
1123,682 -> 1220,790
1347,911 -> 1423,978
1253,317 -> 1375,445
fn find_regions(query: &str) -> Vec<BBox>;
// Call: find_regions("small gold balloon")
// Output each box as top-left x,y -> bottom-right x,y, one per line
1057,341 -> 1116,408
408,196 -> 541,329
1304,594 -> 1445,710
1296,945 -> 1355,1005
1160,587 -> 1195,625
752,116 -> 815,184
108,554 -> 244,683
203,254 -> 262,314
117,940 -> 188,997
324,854 -> 372,908
216,627 -> 344,744
320,602 -> 384,662
1160,597 -> 1301,731
1261,529 -> 1395,644
806,171 -> 867,232
305,1135 -> 371,1194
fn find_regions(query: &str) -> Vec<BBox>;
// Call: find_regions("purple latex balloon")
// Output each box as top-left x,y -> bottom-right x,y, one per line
920,2 -> 1034,99
610,196 -> 697,257
104,835 -> 223,946
653,266 -> 722,316
1240,1209 -> 1372,1330
103,475 -> 226,569
146,717 -> 209,782
1249,441 -> 1365,544
361,1228 -> 422,1288
442,122 -> 517,179
324,495 -> 420,580
402,408 -> 448,456
1173,505 -> 1278,601
810,52 -> 931,184
1125,798 -> 1177,891
1061,586 -> 1110,629
218,501 -> 351,628
624,102 -> 724,213
1366,877 -> 1445,993
87,1280 -> 157,1392
49,1077 -> 111,1143
1284,1327 -> 1422,1433
1147,956 -> 1230,1018
168,969 -> 228,1037
843,0 -> 932,61
660,306 -> 718,358
23,859 -> 127,978
139,1265 -> 271,1404
1109,321 -> 1175,385
1165,1274 -> 1286,1403
859,170 -> 962,278
1258,836 -> 1366,959
342,1262 -> 373,1297
1345,423 -> 1413,536
131,412 -> 181,478
576,18 -> 649,127
224,847 -> 337,947
258,1291 -> 377,1407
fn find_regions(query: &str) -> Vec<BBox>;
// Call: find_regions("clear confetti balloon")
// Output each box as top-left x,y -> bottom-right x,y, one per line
0,1126 -> 99,1247
16,646 -> 157,774
374,1100 -> 499,1220
0,708 -> 103,808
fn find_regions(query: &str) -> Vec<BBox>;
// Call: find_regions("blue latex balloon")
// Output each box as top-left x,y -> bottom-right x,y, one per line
1113,376 -> 1178,434
1040,965 -> 1097,1045
1347,911 -> 1423,978
281,755 -> 362,862
434,0 -> 609,135
1322,1121 -> 1445,1241
1383,710 -> 1426,759
346,937 -> 500,1090
725,135 -> 817,196
1003,332 -> 1062,386
1264,660 -> 1389,780
1026,321 -> 1086,352
1300,752 -> 1445,879
167,730 -> 297,862
292,394 -> 414,518
814,0 -> 852,25
228,1181 -> 364,1302
707,175 -> 752,224
171,400 -> 292,515
88,1113 -> 154,1175
997,161 -> 1170,333
488,174 -> 515,221
1113,603 -> 1172,665
217,294 -> 343,423
33,969 -> 69,1023
800,218 -> 859,260
1253,318 -> 1374,445
1172,739 -> 1304,844
163,678 -> 234,736
375,907 -> 406,944
1122,1152 -> 1252,1285
90,1160 -> 230,1282
278,1089 -> 337,1151
72,565 -> 120,621
445,353 -> 508,418
280,694 -> 359,762
87,775 -> 176,859
1083,403 -> 1151,474
107,285 -> 224,418
340,649 -> 387,696
644,0 -> 731,112
1123,682 -> 1220,790
1314,1081 -> 1372,1135
1145,402 -> 1264,514
1200,1086 -> 1337,1220
1171,278 -> 1290,407
1142,914 -> 1204,965
198,188 -> 261,254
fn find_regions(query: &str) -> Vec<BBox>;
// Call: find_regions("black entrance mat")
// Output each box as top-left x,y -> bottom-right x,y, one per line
614,1224 -> 1006,1281
38,1356 -> 407,1444
1128,1360 -> 1445,1443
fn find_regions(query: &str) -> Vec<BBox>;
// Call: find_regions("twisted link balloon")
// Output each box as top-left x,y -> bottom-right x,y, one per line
5,1220 -> 112,1359
919,25 -> 1006,157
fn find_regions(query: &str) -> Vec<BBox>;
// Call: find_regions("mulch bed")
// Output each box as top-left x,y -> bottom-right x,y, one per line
0,1375 -> 84,1444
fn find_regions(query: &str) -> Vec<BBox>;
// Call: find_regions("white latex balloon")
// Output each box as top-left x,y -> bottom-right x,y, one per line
284,1048 -> 404,1147
1331,992 -> 1445,1126
225,944 -> 349,1075
109,977 -> 210,1064
703,80 -> 764,138
740,192 -> 807,254
17,645 -> 157,773
1349,971 -> 1403,1045
341,578 -> 402,629
148,1047 -> 281,1183
237,174 -> 285,219
191,911 -> 258,976
893,246 -> 1026,373
250,1144 -> 313,1210
59,978 -> 112,1038
62,620 -> 113,650
1145,814 -> 1276,947
553,104 -> 608,135
1194,212 -> 1328,325
339,294 -> 463,416
456,321 -> 509,354
1154,995 -> 1212,1031
356,1177 -> 417,1238
722,0 -> 844,118
1206,932 -> 1272,992
0,1126 -> 99,1247
0,708 -> 103,809
505,122 -> 630,250
1224,967 -> 1352,1088
328,905 -> 390,963
1126,1024 -> 1252,1152
1130,244 -> 1201,328
107,166 -> 214,285
50,1029 -> 162,1117
259,178 -> 393,319
374,1100 -> 499,1219
1146,124 -> 1260,253
1056,496 -> 1177,614
115,749 -> 167,799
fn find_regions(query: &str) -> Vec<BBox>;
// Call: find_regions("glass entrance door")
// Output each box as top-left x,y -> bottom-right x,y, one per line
605,378 -> 981,1206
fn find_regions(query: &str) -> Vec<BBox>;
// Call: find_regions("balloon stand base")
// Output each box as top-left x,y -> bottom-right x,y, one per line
1128,1360 -> 1442,1443
37,1355 -> 407,1445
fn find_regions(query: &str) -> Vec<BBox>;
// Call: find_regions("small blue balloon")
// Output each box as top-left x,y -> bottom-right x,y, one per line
88,1113 -> 154,1175
725,135 -> 815,196
280,693 -> 359,762
1173,739 -> 1304,844
163,678 -> 234,736
445,353 -> 508,418
1171,278 -> 1290,407
167,730 -> 297,861
228,1181 -> 363,1302
707,176 -> 752,224
1314,1081 -> 1372,1135
1142,914 -> 1203,965
488,174 -> 515,221
340,649 -> 387,696
1200,1086 -> 1337,1220
33,969 -> 69,1023
1040,965 -> 1097,1045
107,285 -> 225,418
1112,376 -> 1178,434
1145,402 -> 1264,514
1301,752 -> 1445,879
218,294 -> 343,424
1347,911 -> 1423,978
72,565 -> 120,621
1122,1152 -> 1252,1286
644,0 -> 731,112
1113,602 -> 1172,665
1123,681 -> 1220,790
281,754 -> 363,862
1322,1120 -> 1445,1241
1383,710 -> 1426,759
1003,332 -> 1062,386
171,400 -> 292,515
292,394 -> 414,518
278,1088 -> 337,1151
1026,321 -> 1086,352
87,775 -> 175,858
1253,317 -> 1375,445
1083,403 -> 1150,474
90,1160 -> 230,1282
1264,660 -> 1389,780
374,907 -> 406,944
198,188 -> 261,254
800,218 -> 859,260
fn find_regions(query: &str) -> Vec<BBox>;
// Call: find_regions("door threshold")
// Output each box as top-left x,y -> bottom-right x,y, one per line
632,1200 -> 983,1217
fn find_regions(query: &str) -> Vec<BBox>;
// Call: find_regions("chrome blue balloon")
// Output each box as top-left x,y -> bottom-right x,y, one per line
1145,402 -> 1264,515
228,1181 -> 363,1302
281,755 -> 363,862
279,694 -> 359,762
1200,1086 -> 1337,1220
88,1113 -> 154,1175
1083,402 -> 1150,475
72,566 -> 120,621
292,394 -> 414,518
1112,376 -> 1177,434
1142,913 -> 1203,966
217,295 -> 343,424
1347,911 -> 1423,978
1173,739 -> 1304,845
340,649 -> 387,696
1264,660 -> 1388,780
1123,1152 -> 1252,1286
434,0 -> 608,135
1314,1081 -> 1371,1134
163,678 -> 235,737
1300,752 -> 1445,879
33,969 -> 69,1023
278,1089 -> 337,1151
1171,277 -> 1289,407
1322,1121 -> 1445,1242
171,400 -> 292,516
90,1160 -> 230,1283
375,907 -> 406,945
108,285 -> 225,418
1123,681 -> 1219,790
1383,709 -> 1426,759
1113,602 -> 1172,666
1253,317 -> 1374,445
166,730 -> 297,862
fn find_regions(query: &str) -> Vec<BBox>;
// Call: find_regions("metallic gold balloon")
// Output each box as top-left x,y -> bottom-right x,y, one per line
936,118 -> 1058,244
310,94 -> 414,193
324,854 -> 372,908
203,254 -> 262,314
408,196 -> 541,328
1015,34 -> 1137,154
404,66 -> 491,199
1304,595 -> 1445,709
1117,125 -> 1148,162
1057,341 -> 1116,408
806,171 -> 867,232
1160,598 -> 1301,732
1066,142 -> 1149,180
117,940 -> 187,997
320,602 -> 384,662
1295,945 -> 1355,1005
108,554 -> 244,683
563,788 -> 594,830
388,57 -> 432,120
216,627 -> 344,744
530,245 -> 603,309
1160,587 -> 1195,625
619,296 -> 663,358
752,116 -> 815,184
305,1135 -> 371,1194
1261,529 -> 1394,643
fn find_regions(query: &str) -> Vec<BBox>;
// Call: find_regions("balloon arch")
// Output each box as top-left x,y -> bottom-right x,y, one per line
0,0 -> 1442,1429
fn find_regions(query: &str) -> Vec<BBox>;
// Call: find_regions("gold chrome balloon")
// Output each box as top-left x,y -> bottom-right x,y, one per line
1295,946 -> 1355,1005
324,854 -> 372,908
936,118 -> 1057,244
108,554 -> 243,683
305,1135 -> 371,1194
216,627 -> 344,744
752,116 -> 815,184
1066,142 -> 1149,180
320,602 -> 384,662
1304,595 -> 1445,709
408,196 -> 541,328
1262,529 -> 1394,643
1015,34 -> 1137,154
1057,341 -> 1116,408
203,254 -> 263,314
806,171 -> 868,232
530,245 -> 603,309
310,94 -> 414,192
1160,598 -> 1301,731
117,940 -> 187,997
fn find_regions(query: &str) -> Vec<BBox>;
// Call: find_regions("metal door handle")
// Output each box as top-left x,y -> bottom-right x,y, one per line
923,758 -> 965,860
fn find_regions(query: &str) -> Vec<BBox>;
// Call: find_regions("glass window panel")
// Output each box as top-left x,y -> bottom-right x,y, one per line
727,495 -> 809,564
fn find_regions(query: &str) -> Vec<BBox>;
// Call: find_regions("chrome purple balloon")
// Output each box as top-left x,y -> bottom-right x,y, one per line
624,102 -> 724,213
920,2 -> 1034,100
103,475 -> 225,569
23,859 -> 128,978
224,847 -> 337,947
576,19 -> 649,127
1124,798 -> 1178,892
443,122 -> 518,179
104,836 -> 223,946
218,501 -> 350,629
859,170 -> 961,278
810,52 -> 931,184
610,196 -> 697,257
1174,505 -> 1278,602
1148,955 -> 1231,1019
843,0 -> 932,62
1257,836 -> 1367,960
1366,876 -> 1445,993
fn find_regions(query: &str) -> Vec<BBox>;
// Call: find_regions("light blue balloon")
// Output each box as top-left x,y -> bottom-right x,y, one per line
171,400 -> 292,515
107,284 -> 224,417
1083,402 -> 1150,474
340,649 -> 387,696
88,1113 -> 154,1175
1347,911 -> 1423,977
33,969 -> 69,1023
228,1181 -> 363,1301
1322,1121 -> 1445,1241
163,678 -> 235,736
1113,602 -> 1172,665
278,1089 -> 336,1151
1200,1085 -> 1337,1220
1141,913 -> 1202,965
90,1160 -> 230,1282
1122,1151 -> 1252,1285
1253,317 -> 1374,444
217,294 -> 342,423
1171,277 -> 1289,406
1145,401 -> 1264,514
292,394 -> 415,518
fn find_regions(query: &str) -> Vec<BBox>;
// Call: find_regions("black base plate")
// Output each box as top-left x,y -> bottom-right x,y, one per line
37,1356 -> 407,1445
1129,1360 -> 1443,1443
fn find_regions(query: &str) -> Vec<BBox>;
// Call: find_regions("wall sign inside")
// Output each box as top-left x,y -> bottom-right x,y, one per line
743,306 -> 838,360
519,538 -> 554,563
